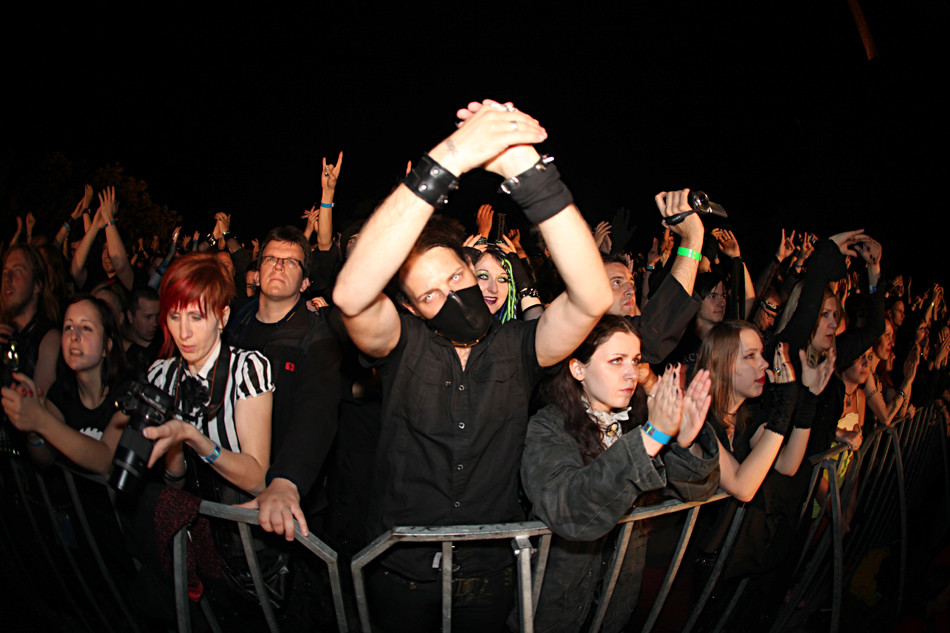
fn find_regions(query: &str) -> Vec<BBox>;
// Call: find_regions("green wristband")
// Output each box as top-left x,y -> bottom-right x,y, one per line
677,246 -> 702,262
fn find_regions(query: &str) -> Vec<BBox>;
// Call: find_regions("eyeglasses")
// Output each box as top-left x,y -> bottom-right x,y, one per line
261,256 -> 303,270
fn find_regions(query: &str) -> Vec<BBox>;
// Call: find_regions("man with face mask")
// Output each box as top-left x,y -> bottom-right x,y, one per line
334,100 -> 612,632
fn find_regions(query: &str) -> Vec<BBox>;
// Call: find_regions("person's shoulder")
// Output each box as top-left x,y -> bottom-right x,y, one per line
229,345 -> 270,367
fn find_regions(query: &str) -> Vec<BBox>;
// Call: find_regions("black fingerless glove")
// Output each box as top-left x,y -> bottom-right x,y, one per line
763,382 -> 799,436
792,387 -> 819,430
505,252 -> 536,296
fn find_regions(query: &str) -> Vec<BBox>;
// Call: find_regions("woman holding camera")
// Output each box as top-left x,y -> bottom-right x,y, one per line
143,253 -> 273,494
1,294 -> 128,473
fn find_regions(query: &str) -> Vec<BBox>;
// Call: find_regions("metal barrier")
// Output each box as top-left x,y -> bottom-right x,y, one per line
765,405 -> 949,633
171,502 -> 349,633
3,402 -> 948,633
350,493 -> 732,633
0,453 -> 349,633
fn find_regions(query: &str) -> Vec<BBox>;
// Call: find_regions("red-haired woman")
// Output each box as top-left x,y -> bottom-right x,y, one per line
143,253 -> 273,495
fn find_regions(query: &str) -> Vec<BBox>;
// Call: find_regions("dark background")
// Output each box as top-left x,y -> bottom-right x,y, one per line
3,1 -> 948,285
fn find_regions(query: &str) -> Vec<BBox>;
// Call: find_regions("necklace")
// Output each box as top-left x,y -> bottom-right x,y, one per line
844,386 -> 859,408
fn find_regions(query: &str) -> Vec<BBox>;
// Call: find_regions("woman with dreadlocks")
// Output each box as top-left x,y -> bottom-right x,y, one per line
464,234 -> 543,323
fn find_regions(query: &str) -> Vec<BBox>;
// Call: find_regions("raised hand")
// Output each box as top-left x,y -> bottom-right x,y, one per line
829,229 -> 869,257
25,211 -> 36,235
321,151 -> 343,191
301,205 -> 320,227
171,226 -> 182,243
767,343 -> 796,384
506,228 -> 527,258
855,235 -> 882,267
593,221 -> 612,253
497,234 -> 517,255
462,234 -> 487,251
646,238 -> 662,267
82,184 -> 94,210
712,228 -> 741,258
655,189 -> 703,239
677,368 -> 712,448
800,349 -> 835,395
98,186 -> 117,223
776,229 -> 796,261
432,99 -> 547,178
647,364 -> 685,441
476,204 -> 494,238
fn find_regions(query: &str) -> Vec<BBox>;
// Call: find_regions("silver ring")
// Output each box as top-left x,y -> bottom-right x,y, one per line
647,394 -> 655,399
504,103 -> 515,112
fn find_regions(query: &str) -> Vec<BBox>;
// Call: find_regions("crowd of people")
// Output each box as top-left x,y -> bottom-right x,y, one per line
2,99 -> 948,632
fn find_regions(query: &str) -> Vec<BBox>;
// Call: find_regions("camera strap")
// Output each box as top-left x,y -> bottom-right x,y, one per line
173,343 -> 232,425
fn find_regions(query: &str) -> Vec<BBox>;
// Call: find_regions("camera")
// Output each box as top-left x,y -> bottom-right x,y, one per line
110,380 -> 193,493
1,337 -> 22,389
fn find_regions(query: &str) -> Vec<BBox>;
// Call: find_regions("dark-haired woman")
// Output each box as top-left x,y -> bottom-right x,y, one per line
518,315 -> 720,633
2,294 -> 128,472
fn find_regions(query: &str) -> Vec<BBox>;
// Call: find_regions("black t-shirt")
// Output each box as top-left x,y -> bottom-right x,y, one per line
226,299 -> 341,501
125,336 -> 162,380
46,379 -> 118,440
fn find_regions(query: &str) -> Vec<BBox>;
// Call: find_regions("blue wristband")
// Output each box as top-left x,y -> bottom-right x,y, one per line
320,202 -> 333,209
643,422 -> 672,445
200,442 -> 221,464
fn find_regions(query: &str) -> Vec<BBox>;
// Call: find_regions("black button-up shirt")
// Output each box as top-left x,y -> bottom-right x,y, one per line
368,313 -> 545,580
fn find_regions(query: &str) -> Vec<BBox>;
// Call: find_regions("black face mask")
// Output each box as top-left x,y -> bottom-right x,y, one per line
425,285 -> 493,346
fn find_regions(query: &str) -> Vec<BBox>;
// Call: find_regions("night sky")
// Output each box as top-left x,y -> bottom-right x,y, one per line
5,1 -> 948,286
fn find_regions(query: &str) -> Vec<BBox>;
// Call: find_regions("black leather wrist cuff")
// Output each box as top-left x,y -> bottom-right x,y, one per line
403,154 -> 459,208
499,155 -> 573,224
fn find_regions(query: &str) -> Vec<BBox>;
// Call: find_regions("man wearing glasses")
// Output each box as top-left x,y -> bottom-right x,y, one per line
227,226 -> 341,542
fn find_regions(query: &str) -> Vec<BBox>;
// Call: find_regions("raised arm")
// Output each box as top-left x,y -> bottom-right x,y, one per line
719,346 -> 798,501
316,152 -> 342,251
333,100 -> 550,358
98,187 -> 134,290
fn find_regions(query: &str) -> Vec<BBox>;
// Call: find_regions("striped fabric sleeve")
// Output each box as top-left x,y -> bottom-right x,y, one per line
234,348 -> 274,400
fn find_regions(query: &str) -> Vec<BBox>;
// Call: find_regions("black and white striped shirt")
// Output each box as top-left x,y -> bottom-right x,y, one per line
146,342 -> 273,453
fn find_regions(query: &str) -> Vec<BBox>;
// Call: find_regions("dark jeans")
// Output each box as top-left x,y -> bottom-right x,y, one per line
368,564 -> 515,633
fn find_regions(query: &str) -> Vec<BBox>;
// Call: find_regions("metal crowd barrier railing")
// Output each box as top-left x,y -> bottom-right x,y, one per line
763,404 -> 949,633
350,492 -> 732,633
2,401 -> 947,633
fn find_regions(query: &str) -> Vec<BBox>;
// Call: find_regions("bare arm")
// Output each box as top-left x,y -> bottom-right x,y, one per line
316,152 -> 342,251
33,330 -> 59,395
98,187 -> 134,291
146,391 -> 272,495
334,100 -> 549,358
1,374 -> 126,474
717,431 -> 784,502
533,204 -> 612,367
656,190 -> 704,296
